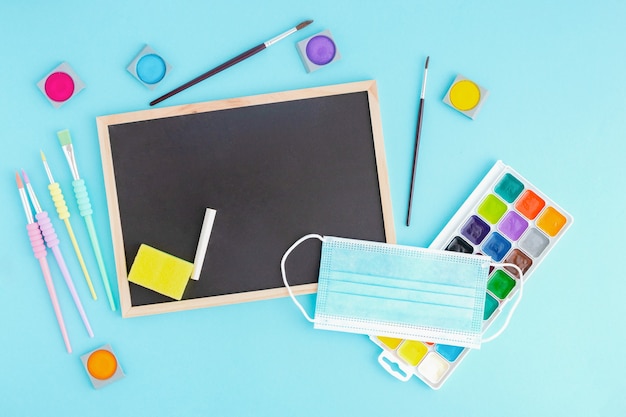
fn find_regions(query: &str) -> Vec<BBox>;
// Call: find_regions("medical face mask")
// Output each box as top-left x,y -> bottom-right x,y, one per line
281,235 -> 524,349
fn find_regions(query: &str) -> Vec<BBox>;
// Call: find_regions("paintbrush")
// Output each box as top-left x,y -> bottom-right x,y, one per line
41,151 -> 97,300
407,56 -> 429,226
58,129 -> 116,311
150,19 -> 313,106
22,169 -> 94,337
16,172 -> 72,353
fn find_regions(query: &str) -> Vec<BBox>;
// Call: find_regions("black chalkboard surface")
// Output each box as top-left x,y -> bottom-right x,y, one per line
97,81 -> 395,317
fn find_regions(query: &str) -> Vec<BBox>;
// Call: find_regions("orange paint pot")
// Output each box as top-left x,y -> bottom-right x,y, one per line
81,344 -> 125,389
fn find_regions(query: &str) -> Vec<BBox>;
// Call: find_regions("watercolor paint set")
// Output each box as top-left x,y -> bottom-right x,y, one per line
370,160 -> 573,389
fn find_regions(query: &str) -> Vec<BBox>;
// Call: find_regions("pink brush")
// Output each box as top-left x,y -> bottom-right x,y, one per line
16,172 -> 72,353
21,170 -> 94,338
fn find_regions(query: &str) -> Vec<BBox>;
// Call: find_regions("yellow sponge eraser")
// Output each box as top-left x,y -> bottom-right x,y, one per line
128,244 -> 193,300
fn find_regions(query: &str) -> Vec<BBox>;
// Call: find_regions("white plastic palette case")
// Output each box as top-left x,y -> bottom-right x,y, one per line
371,160 -> 573,389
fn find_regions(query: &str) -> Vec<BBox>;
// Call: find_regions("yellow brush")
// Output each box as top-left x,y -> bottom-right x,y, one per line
41,150 -> 97,300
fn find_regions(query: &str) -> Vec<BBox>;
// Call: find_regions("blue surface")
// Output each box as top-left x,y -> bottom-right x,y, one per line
1,0 -> 624,415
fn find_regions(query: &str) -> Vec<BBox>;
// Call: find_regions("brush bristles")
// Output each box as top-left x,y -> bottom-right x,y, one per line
425,56 -> 430,69
21,169 -> 30,184
296,20 -> 313,30
57,129 -> 73,146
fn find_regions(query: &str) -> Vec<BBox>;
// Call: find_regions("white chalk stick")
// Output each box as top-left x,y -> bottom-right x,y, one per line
191,208 -> 216,281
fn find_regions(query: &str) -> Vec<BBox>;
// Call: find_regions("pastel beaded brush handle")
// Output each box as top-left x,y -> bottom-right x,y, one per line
48,183 -> 71,221
73,179 -> 93,217
26,222 -> 72,353
73,178 -> 115,311
36,210 -> 94,337
48,181 -> 97,299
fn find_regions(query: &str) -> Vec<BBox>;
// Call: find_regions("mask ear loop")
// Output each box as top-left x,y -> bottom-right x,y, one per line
280,234 -> 325,323
482,262 -> 524,343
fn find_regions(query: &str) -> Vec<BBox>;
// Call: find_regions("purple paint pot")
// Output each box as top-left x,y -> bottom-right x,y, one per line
297,29 -> 341,72
305,35 -> 337,65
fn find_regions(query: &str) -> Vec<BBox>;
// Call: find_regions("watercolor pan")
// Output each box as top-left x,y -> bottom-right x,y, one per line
442,74 -> 489,119
80,344 -> 125,389
371,160 -> 573,389
127,45 -> 171,90
36,62 -> 85,108
296,29 -> 341,73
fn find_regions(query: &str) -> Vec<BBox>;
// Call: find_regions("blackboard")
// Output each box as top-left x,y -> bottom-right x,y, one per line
97,81 -> 395,317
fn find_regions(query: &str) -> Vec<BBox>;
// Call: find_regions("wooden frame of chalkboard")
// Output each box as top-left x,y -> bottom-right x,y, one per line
97,80 -> 395,317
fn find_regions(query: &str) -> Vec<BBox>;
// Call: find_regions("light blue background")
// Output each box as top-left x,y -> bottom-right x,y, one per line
1,1 -> 624,415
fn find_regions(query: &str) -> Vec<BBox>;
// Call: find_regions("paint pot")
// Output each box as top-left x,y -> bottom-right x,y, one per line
482,232 -> 512,261
397,341 -> 428,367
443,74 -> 489,119
478,194 -> 508,224
498,211 -> 529,241
296,29 -> 341,73
37,62 -> 85,108
80,344 -> 125,389
483,293 -> 499,320
435,344 -> 464,362
445,236 -> 473,253
417,352 -> 450,384
127,45 -> 171,89
487,269 -> 516,300
461,215 -> 490,245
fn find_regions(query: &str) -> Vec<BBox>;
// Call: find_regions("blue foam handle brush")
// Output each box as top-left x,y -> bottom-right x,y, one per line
58,129 -> 116,311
